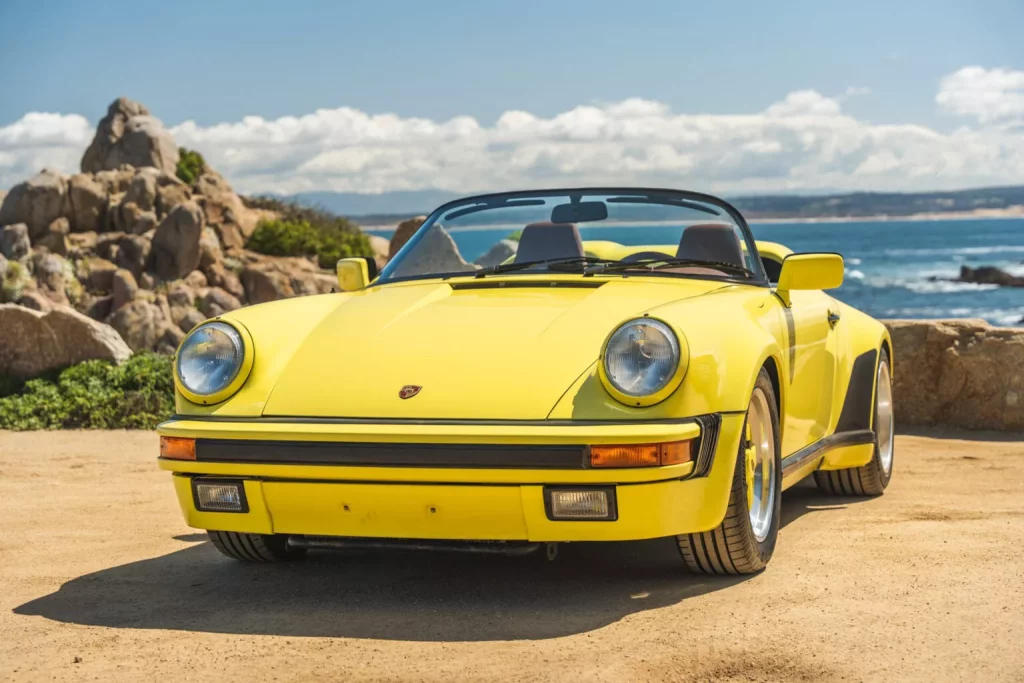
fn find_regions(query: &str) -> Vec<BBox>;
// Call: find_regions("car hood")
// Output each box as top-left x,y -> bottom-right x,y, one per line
261,278 -> 728,420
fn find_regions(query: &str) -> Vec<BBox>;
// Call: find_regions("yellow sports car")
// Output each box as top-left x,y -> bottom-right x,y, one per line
158,188 -> 894,575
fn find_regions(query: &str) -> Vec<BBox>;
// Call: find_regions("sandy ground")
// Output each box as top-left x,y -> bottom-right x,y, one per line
1,431 -> 1022,682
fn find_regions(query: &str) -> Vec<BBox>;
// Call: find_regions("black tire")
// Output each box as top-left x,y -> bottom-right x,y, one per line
207,531 -> 306,562
814,349 -> 894,497
677,368 -> 782,575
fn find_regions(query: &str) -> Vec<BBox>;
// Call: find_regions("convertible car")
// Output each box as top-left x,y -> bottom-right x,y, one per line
158,188 -> 894,575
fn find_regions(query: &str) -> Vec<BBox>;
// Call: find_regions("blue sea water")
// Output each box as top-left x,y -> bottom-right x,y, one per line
368,218 -> 1024,326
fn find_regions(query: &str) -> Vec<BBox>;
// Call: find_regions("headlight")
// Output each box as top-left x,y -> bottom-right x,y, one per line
176,321 -> 247,401
601,318 -> 684,404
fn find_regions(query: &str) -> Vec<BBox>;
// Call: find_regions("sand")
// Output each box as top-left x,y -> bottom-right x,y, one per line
1,430 -> 1022,682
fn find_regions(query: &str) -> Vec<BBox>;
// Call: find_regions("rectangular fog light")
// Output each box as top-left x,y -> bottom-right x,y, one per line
546,488 -> 617,521
192,479 -> 248,513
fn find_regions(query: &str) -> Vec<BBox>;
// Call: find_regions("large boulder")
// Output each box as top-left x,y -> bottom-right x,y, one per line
111,268 -> 138,310
957,265 -> 1024,288
239,253 -> 322,304
193,172 -> 258,249
0,223 -> 30,261
114,234 -> 152,278
474,239 -> 518,268
35,217 -> 70,255
885,319 -> 1024,430
198,287 -> 242,317
388,215 -> 426,258
0,170 -> 68,238
388,223 -> 476,278
78,257 -> 119,292
151,201 -> 204,280
0,303 -> 131,379
107,297 -> 170,352
80,98 -> 179,176
67,173 -> 108,233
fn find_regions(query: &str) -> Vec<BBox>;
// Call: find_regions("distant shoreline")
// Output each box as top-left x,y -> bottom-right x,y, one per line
362,206 -> 1024,232
748,206 -> 1024,225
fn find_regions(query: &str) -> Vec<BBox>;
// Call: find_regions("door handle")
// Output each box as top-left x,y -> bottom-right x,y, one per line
827,310 -> 841,327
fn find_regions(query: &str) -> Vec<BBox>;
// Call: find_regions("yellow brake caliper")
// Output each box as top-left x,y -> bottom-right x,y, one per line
744,420 -> 756,510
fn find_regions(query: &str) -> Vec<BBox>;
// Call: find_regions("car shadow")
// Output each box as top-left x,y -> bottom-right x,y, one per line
14,482 -> 866,642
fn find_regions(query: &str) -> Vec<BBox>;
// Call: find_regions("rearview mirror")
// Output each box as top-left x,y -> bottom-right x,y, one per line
551,201 -> 608,224
337,258 -> 370,292
776,253 -> 844,306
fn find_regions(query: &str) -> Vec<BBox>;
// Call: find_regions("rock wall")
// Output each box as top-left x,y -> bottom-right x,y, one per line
885,319 -> 1024,431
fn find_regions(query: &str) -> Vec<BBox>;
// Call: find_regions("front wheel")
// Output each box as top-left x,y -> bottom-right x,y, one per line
677,368 -> 782,575
207,531 -> 306,562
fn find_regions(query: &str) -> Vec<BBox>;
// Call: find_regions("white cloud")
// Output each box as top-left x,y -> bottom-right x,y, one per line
937,66 -> 1024,124
843,86 -> 872,97
1,67 -> 1022,196
0,112 -> 92,188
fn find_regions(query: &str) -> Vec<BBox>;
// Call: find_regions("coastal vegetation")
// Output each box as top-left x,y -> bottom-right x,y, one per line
0,353 -> 174,430
243,197 -> 374,268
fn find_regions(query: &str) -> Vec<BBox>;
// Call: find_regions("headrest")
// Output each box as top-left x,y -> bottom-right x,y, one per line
514,222 -> 584,263
676,223 -> 745,268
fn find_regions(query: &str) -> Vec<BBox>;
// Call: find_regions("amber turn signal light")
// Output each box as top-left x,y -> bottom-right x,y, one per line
160,436 -> 196,461
589,440 -> 692,468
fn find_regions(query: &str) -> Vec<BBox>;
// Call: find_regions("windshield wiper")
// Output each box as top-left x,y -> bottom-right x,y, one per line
474,256 -> 617,278
593,258 -> 756,279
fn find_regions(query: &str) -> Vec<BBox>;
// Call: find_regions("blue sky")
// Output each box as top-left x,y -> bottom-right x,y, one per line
1,0 -> 1022,194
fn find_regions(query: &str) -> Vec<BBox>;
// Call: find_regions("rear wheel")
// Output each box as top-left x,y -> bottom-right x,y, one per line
814,349 -> 894,496
207,531 -> 306,562
677,368 -> 781,575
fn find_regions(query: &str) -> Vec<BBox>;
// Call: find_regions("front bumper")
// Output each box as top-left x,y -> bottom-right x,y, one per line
158,413 -> 744,542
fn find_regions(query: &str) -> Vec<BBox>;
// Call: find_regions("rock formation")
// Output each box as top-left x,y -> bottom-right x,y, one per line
956,265 -> 1024,288
1,96 -> 392,367
885,319 -> 1024,431
0,304 -> 131,378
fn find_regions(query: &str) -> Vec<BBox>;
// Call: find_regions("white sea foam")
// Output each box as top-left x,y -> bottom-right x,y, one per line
847,257 -> 862,265
845,269 -> 865,279
883,245 -> 1024,257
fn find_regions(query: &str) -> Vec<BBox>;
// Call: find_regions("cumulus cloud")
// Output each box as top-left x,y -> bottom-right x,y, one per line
1,67 -> 1022,195
0,112 -> 93,189
937,66 -> 1024,124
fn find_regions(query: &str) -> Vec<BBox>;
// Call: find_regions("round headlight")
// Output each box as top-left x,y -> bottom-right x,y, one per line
602,319 -> 681,399
176,321 -> 246,399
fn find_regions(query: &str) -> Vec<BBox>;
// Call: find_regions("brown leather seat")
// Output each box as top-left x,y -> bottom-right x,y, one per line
514,222 -> 584,263
675,223 -> 745,267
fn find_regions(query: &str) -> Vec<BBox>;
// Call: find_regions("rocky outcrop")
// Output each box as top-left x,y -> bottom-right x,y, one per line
885,319 -> 1024,431
0,303 -> 131,379
957,265 -> 1024,288
81,98 -> 179,175
151,201 -> 204,279
388,216 -> 426,258
0,96 -> 388,362
475,239 -> 518,268
389,223 -> 476,277
0,170 -> 68,238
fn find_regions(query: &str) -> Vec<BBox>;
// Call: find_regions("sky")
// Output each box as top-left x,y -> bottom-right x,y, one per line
1,0 -> 1022,196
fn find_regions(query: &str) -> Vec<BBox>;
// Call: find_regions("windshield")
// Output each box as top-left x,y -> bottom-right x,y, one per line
377,188 -> 767,285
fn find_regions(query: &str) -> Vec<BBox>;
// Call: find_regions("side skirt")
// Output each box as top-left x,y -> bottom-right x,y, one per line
780,429 -> 876,480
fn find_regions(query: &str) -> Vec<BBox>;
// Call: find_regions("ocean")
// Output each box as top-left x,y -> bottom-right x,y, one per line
368,217 -> 1024,326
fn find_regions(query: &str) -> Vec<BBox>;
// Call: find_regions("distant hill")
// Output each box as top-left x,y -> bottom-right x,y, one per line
283,186 -> 1024,225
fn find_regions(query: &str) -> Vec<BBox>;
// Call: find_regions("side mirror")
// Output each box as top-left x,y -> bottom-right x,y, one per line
337,258 -> 370,292
776,253 -> 844,306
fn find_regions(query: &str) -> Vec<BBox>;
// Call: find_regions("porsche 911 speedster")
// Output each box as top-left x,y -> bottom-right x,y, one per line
158,188 -> 894,575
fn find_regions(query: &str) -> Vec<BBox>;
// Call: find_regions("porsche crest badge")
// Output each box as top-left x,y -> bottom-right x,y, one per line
399,385 -> 422,399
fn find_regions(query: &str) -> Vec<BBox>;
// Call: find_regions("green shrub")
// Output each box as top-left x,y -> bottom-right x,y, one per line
0,353 -> 175,430
247,218 -> 373,269
176,147 -> 206,185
